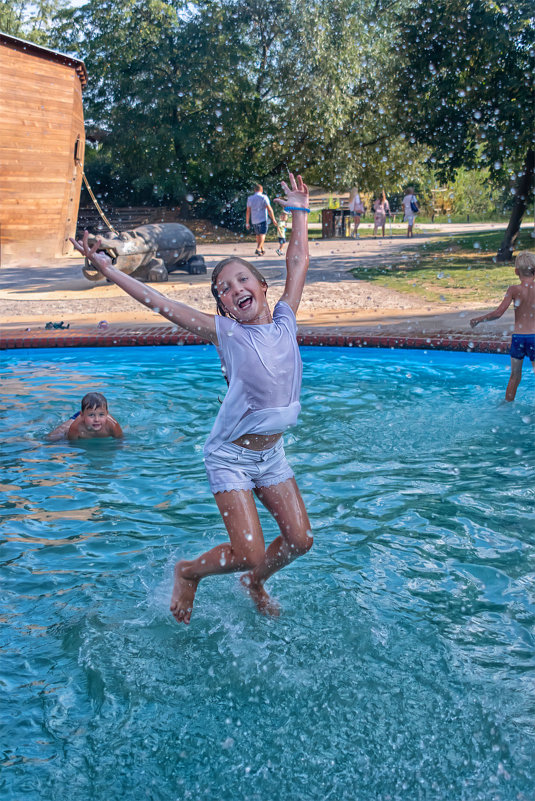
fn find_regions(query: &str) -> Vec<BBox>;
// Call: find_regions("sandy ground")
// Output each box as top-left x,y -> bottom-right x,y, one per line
0,221 -> 522,339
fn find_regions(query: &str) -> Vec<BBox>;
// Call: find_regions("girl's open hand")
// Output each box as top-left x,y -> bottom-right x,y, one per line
69,231 -> 113,272
274,173 -> 309,210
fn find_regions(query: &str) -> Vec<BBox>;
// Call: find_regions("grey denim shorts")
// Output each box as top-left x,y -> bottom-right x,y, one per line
204,439 -> 294,495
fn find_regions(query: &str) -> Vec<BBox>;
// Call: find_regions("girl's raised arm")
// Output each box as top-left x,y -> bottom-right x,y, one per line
274,174 -> 310,314
70,233 -> 218,343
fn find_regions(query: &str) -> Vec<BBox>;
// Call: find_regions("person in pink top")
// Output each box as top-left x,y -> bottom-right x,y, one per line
71,174 -> 313,625
372,191 -> 390,238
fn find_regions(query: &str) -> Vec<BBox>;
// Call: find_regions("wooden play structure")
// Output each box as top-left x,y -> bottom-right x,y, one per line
0,32 -> 87,264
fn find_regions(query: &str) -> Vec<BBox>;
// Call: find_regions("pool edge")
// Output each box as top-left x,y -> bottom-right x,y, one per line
0,325 -> 510,354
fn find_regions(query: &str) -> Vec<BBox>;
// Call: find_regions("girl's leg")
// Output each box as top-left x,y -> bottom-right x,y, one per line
505,357 -> 523,401
241,477 -> 313,613
170,489 -> 266,624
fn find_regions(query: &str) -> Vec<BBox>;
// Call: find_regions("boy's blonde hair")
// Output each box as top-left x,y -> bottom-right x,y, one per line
515,251 -> 535,276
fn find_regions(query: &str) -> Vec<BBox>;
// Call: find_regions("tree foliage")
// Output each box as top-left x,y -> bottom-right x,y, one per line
394,0 -> 534,257
0,0 -> 67,44
3,0 -> 532,239
50,0 -> 424,223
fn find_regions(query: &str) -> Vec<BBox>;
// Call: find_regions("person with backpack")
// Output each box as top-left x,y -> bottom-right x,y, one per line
402,186 -> 419,238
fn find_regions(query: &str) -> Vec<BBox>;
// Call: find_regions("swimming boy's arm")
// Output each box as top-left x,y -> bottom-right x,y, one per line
46,419 -> 73,441
107,415 -> 123,438
70,232 -> 218,343
66,415 -> 83,440
470,287 -> 514,327
275,173 -> 310,314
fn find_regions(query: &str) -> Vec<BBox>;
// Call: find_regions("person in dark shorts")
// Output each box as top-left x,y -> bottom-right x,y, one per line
245,183 -> 278,256
471,251 -> 535,401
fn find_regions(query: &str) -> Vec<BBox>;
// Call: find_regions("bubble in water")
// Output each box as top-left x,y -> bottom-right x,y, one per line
521,416 -> 531,424
514,448 -> 522,456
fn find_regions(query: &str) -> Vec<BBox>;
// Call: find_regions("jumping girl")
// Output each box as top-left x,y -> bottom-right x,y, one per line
71,174 -> 313,625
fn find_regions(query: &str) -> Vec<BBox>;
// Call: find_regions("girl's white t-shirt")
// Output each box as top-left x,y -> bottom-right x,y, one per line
204,301 -> 302,456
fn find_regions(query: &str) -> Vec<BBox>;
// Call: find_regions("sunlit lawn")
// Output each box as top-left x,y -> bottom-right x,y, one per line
350,230 -> 535,305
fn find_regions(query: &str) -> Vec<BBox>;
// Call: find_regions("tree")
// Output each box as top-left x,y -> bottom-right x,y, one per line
395,0 -> 535,259
50,0 -> 427,225
0,0 -> 68,44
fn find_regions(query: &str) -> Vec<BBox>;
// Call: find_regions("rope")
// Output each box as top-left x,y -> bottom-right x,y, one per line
81,171 -> 119,235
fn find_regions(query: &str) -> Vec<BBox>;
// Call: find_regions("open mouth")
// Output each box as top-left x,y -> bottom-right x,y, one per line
237,294 -> 253,310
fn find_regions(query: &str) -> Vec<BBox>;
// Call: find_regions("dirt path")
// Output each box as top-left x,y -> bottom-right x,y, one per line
0,224 -> 517,338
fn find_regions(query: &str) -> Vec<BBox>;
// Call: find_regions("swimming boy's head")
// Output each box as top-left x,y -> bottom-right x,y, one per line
80,392 -> 108,432
515,251 -> 535,277
81,392 -> 108,411
211,257 -> 268,322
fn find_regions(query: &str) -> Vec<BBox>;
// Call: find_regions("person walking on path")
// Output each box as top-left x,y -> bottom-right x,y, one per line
402,186 -> 419,238
246,183 -> 278,256
348,188 -> 365,239
373,191 -> 390,238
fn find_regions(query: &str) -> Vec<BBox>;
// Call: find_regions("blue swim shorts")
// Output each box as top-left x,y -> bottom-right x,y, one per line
252,221 -> 268,235
510,334 -> 535,361
204,439 -> 294,494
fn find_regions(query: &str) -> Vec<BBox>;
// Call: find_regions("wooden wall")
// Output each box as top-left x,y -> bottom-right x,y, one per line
0,40 -> 85,264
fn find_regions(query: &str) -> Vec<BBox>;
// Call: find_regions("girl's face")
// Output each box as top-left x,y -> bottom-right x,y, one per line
215,261 -> 270,324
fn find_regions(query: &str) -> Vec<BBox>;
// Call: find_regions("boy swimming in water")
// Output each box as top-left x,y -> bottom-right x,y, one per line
47,392 -> 123,441
470,251 -> 535,401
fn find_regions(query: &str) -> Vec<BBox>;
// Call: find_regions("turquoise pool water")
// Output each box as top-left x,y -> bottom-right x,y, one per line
1,346 -> 534,801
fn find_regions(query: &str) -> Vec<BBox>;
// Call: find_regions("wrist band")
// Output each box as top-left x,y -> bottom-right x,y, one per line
284,206 -> 310,213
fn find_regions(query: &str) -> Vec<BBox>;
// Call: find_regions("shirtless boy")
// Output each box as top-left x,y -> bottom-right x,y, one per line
47,392 -> 123,441
471,251 -> 535,401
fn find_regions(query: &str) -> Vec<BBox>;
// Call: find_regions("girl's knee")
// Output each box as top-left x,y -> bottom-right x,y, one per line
236,544 -> 265,571
290,530 -> 313,557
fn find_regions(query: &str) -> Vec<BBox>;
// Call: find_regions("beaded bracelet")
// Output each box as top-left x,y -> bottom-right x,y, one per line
284,206 -> 310,213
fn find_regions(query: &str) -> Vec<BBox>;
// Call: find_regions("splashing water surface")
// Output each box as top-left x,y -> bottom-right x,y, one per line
1,346 -> 534,801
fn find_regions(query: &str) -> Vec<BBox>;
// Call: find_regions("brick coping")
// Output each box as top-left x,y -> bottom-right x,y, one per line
0,324 -> 510,354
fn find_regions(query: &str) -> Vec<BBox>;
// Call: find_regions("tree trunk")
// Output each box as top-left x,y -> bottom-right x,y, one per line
496,148 -> 534,262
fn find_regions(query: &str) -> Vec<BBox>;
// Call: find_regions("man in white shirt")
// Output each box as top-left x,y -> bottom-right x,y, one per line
402,187 -> 419,238
246,183 -> 278,256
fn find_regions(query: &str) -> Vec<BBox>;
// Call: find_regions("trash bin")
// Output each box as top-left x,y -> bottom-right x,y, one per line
322,209 -> 335,238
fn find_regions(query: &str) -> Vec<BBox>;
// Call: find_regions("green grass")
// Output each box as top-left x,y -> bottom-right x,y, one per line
350,230 -> 535,305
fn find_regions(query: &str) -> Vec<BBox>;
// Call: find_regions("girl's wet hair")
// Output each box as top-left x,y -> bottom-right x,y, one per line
210,257 -> 268,318
81,392 -> 108,411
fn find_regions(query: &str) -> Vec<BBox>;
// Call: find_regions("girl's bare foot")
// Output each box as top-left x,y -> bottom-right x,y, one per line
170,561 -> 198,624
240,573 -> 280,617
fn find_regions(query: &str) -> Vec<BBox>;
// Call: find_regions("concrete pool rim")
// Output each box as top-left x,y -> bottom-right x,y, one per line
1,325 -> 509,355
